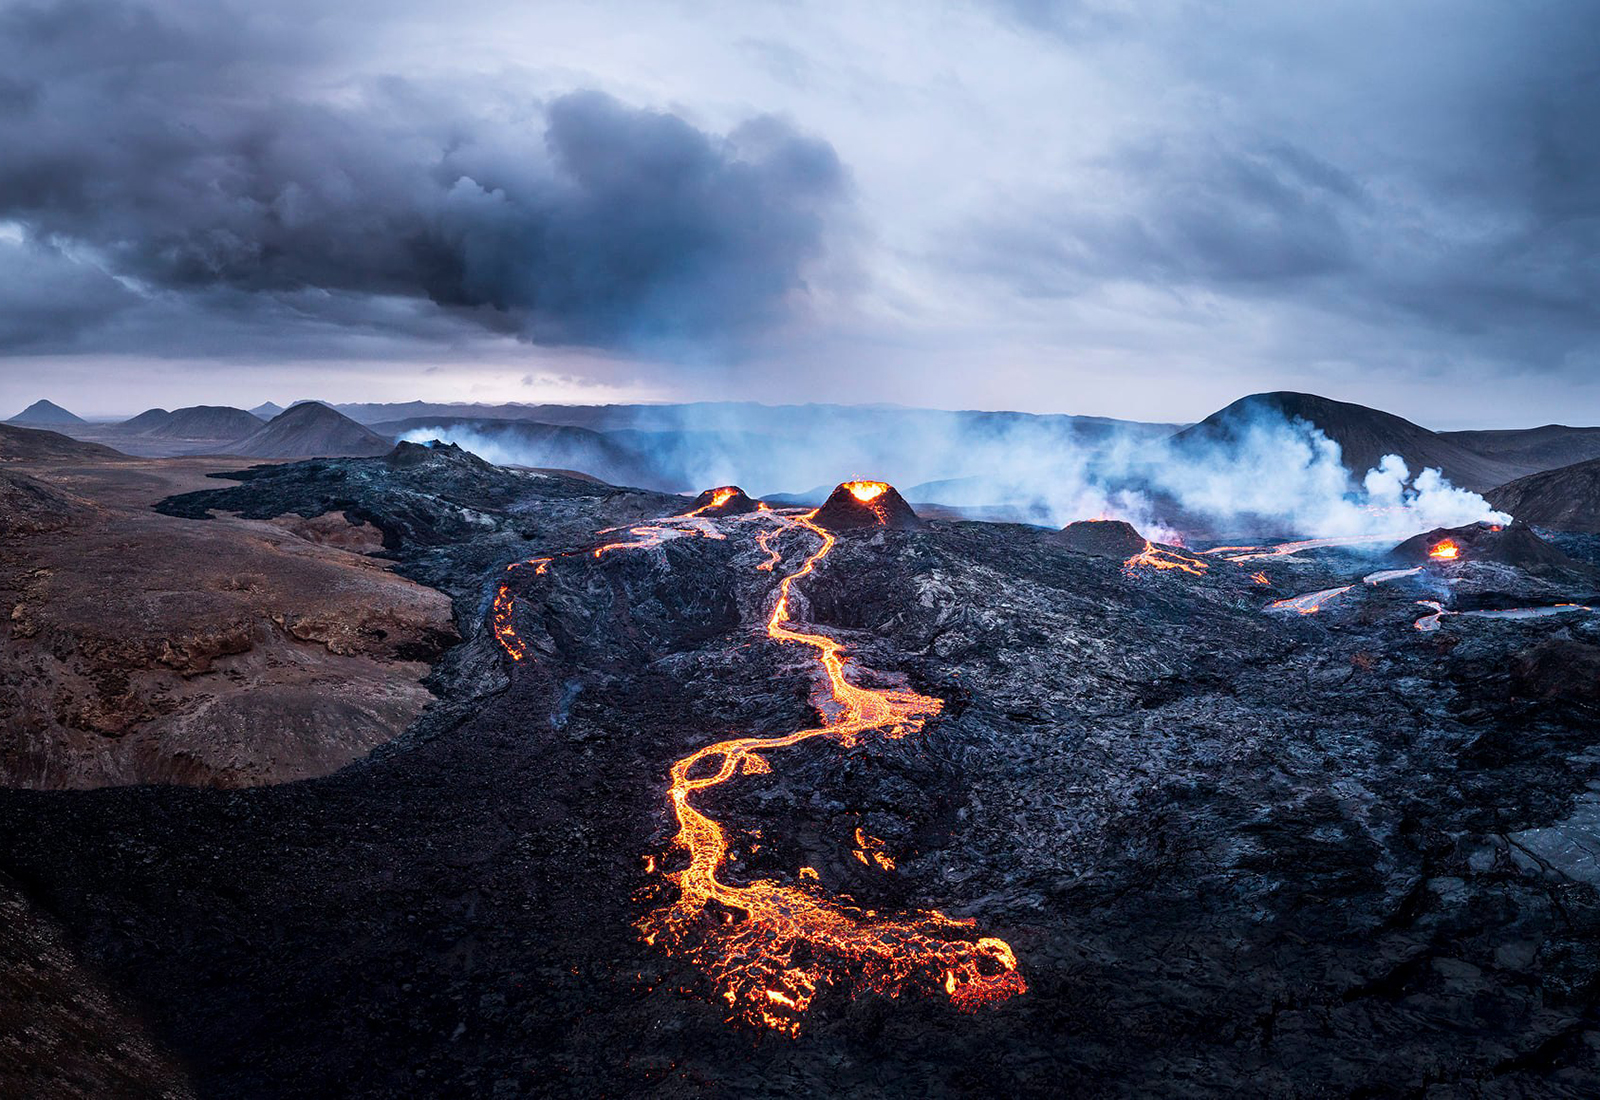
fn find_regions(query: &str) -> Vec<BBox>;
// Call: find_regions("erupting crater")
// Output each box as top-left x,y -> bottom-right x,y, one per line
811,480 -> 922,531
680,485 -> 760,517
1392,521 -> 1581,572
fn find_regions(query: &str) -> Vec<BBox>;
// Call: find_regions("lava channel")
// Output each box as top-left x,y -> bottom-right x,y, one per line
490,501 -> 1026,1035
636,509 -> 1025,1035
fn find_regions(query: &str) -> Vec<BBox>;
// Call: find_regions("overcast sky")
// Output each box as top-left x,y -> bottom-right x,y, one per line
0,0 -> 1595,426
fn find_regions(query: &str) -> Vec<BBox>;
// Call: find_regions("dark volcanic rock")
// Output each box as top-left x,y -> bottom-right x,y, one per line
1510,639 -> 1600,707
812,480 -> 922,530
1053,518 -> 1147,559
0,471 -> 87,536
679,485 -> 760,516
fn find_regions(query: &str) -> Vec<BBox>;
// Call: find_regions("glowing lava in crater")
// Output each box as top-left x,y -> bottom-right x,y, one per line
491,490 -> 1023,1036
1428,539 -> 1460,561
681,485 -> 760,517
812,480 -> 922,531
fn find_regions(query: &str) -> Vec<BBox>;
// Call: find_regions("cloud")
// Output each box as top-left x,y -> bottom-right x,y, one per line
953,0 -> 1600,375
0,0 -> 848,356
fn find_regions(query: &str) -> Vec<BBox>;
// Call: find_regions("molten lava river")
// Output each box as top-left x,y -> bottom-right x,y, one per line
491,499 -> 1025,1036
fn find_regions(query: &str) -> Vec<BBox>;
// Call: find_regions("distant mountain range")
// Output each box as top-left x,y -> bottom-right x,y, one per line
12,392 -> 1600,531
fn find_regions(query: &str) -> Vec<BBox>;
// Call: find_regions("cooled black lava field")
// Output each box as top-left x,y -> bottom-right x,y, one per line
5,445 -> 1600,1098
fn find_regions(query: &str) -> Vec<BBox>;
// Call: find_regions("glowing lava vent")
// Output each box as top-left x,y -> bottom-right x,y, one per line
681,485 -> 760,517
1393,522 -> 1576,571
812,480 -> 922,531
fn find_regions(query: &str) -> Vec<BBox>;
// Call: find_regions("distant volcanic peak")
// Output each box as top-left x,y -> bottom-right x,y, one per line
143,405 -> 263,440
812,480 -> 921,531
1054,518 -> 1148,559
7,399 -> 84,425
681,485 -> 759,516
121,407 -> 173,432
229,401 -> 390,458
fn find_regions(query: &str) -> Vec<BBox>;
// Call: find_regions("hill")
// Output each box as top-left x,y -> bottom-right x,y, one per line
230,402 -> 391,458
1179,392 -> 1529,491
371,417 -> 669,488
0,423 -> 125,462
249,402 -> 286,419
120,408 -> 174,433
6,399 -> 85,426
1441,424 -> 1600,474
1485,456 -> 1600,534
141,405 -> 263,441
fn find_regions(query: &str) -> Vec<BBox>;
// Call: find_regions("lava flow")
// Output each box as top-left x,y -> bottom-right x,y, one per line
1267,586 -> 1353,615
633,502 -> 1025,1036
1123,541 -> 1209,577
488,489 -> 1025,1035
1429,539 -> 1460,561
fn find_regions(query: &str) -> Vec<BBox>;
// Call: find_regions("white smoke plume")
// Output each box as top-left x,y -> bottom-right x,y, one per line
398,404 -> 1510,543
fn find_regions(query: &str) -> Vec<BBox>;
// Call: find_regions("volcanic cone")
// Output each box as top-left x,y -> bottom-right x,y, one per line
812,480 -> 922,531
1391,521 -> 1578,572
681,486 -> 760,516
1054,519 -> 1148,559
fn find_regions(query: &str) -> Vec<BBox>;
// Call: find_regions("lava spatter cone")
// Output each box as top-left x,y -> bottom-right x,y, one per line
812,480 -> 922,531
680,485 -> 760,517
1392,520 -> 1578,571
1054,518 -> 1148,559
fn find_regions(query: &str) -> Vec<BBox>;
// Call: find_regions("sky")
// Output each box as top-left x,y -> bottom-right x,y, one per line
0,0 -> 1596,426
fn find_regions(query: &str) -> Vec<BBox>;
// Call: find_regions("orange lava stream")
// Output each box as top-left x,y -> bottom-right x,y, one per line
1123,541 -> 1209,577
492,557 -> 551,661
682,487 -> 739,518
754,524 -> 784,572
1428,539 -> 1460,560
637,511 -> 1026,1036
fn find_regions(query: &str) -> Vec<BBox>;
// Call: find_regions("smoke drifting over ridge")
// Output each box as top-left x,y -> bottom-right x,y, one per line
402,403 -> 1507,542
0,1 -> 845,353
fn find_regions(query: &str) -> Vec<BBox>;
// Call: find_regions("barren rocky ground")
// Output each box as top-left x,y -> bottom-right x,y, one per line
0,444 -> 456,787
3,443 -> 1600,1097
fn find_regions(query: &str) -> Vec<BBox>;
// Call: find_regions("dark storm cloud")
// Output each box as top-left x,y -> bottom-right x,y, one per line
0,238 -> 136,348
0,0 -> 846,353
